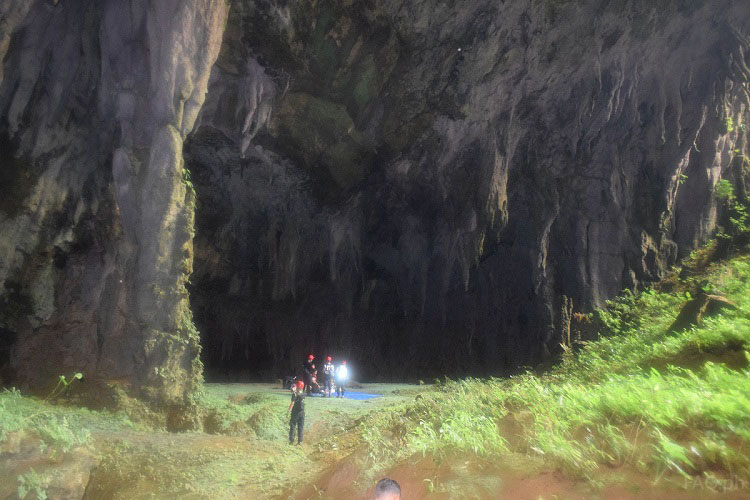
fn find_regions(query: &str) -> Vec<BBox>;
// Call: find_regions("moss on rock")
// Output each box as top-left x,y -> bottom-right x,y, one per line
269,92 -> 370,190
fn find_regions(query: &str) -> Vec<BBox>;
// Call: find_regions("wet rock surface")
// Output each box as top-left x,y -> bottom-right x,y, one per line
0,0 -> 749,387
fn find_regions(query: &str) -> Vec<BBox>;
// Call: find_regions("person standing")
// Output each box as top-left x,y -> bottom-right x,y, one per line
323,356 -> 335,397
302,354 -> 315,394
336,360 -> 348,398
288,380 -> 306,445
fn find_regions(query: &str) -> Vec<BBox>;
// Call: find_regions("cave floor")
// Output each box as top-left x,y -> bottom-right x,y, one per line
4,382 -> 743,499
86,382 -> 430,499
85,382 -> 750,499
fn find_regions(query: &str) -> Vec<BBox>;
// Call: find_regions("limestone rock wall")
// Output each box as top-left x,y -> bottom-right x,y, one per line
187,0 -> 750,379
1,0 -> 749,389
0,0 -> 228,402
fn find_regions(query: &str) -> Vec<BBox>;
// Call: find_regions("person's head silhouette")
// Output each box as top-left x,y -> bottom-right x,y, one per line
374,478 -> 401,500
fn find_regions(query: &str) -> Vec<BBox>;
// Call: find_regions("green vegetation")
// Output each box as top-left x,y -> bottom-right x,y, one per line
0,383 -> 145,499
1,380 -> 421,498
17,469 -> 47,500
0,380 -> 149,453
181,166 -> 195,199
716,178 -> 736,202
726,116 -> 736,134
82,384 -> 419,498
1,388 -> 88,454
45,372 -> 83,401
715,178 -> 750,239
350,250 -> 750,492
194,387 -> 286,439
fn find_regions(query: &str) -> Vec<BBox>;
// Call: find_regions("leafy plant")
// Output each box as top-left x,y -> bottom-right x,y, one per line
725,116 -> 735,133
17,469 -> 47,500
1,374 -> 92,454
182,167 -> 195,194
714,179 -> 749,241
715,179 -> 735,202
44,372 -> 83,402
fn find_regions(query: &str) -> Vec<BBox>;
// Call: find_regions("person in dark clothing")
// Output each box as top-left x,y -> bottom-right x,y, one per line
302,354 -> 315,394
288,380 -> 306,444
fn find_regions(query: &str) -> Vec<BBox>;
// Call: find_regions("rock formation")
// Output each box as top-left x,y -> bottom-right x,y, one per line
0,0 -> 228,402
187,0 -> 750,379
1,0 -> 749,392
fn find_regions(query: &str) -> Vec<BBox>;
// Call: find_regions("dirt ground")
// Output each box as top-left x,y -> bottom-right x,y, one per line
7,383 -> 749,499
205,384 -> 750,500
293,451 -> 750,500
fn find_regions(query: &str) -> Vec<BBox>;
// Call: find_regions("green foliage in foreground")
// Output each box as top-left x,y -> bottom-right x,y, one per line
1,384 -> 120,500
17,468 -> 47,500
503,362 -> 750,478
0,387 -> 92,453
0,372 -> 150,458
357,253 -> 750,485
194,387 -> 287,440
715,177 -> 750,239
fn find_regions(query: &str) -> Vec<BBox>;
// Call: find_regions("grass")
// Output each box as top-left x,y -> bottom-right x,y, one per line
350,251 -> 750,491
84,432 -> 313,498
194,385 -> 287,439
82,384 -> 422,498
1,379 -> 423,498
0,385 -> 148,499
0,386 -> 146,452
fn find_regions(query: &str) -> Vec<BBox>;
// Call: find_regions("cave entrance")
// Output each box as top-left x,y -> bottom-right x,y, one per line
183,129 -> 303,383
183,123 -> 368,383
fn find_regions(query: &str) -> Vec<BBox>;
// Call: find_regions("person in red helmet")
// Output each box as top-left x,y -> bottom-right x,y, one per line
336,360 -> 348,398
322,356 -> 335,397
302,354 -> 315,394
288,379 -> 306,445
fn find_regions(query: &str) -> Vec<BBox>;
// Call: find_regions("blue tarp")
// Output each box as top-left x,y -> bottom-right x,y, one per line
341,392 -> 380,400
279,389 -> 382,400
304,391 -> 381,400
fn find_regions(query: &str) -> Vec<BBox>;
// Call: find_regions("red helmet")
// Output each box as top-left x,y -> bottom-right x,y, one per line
296,380 -> 304,389
308,354 -> 314,360
327,356 -> 332,361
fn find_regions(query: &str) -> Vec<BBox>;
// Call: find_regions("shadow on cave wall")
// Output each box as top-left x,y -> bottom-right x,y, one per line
183,128 -> 501,382
185,0 -> 750,382
183,126 -> 588,382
